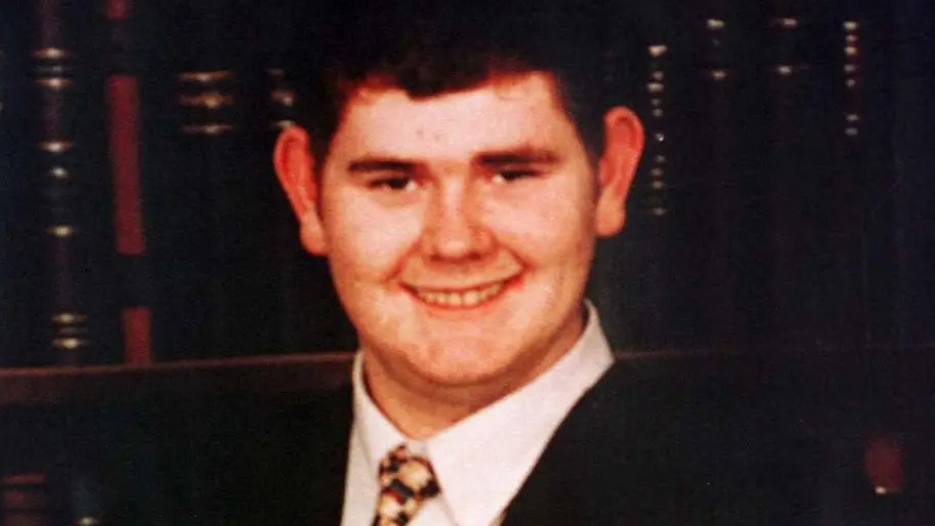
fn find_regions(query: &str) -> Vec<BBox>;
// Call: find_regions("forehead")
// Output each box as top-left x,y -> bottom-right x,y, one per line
328,73 -> 583,161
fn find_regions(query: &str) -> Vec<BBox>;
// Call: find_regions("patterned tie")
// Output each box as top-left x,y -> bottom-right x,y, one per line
372,444 -> 441,526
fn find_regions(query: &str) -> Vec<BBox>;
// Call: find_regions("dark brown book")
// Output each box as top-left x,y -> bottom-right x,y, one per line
599,3 -> 675,350
0,4 -> 14,364
137,0 -> 293,360
31,0 -> 94,365
0,1 -> 42,367
258,2 -> 357,354
684,0 -> 757,347
762,1 -> 859,346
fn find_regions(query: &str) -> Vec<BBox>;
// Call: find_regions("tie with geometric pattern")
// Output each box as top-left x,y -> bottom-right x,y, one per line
372,444 -> 441,526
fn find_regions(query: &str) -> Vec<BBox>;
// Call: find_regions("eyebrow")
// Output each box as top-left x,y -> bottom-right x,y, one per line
475,146 -> 562,166
346,157 -> 415,174
345,146 -> 563,174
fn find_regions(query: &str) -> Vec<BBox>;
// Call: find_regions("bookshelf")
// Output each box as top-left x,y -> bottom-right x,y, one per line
0,345 -> 933,407
0,352 -> 354,407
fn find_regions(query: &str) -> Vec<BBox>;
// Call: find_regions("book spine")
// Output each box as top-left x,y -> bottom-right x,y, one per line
695,2 -> 749,346
0,473 -> 58,526
175,66 -> 241,360
847,4 -> 897,345
764,2 -> 805,345
1,0 -> 42,368
838,13 -> 869,345
591,0 -> 676,350
637,41 -> 672,349
32,0 -> 93,365
265,62 -> 304,351
105,0 -> 151,365
142,0 -> 287,360
764,0 -> 857,346
0,5 -> 11,363
259,4 -> 357,353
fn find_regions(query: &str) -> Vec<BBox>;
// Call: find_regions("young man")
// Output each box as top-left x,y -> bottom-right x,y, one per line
274,35 -> 640,526
221,2 -> 811,526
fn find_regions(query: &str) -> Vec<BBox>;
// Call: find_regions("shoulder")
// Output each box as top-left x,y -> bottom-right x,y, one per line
222,385 -> 354,507
506,360 -> 822,526
174,385 -> 354,526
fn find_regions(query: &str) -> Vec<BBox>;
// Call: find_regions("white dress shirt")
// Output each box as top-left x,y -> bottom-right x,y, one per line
339,303 -> 614,526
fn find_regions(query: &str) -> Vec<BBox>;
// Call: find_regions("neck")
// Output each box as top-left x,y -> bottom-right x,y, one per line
361,305 -> 589,439
361,317 -> 585,439
363,360 -> 519,439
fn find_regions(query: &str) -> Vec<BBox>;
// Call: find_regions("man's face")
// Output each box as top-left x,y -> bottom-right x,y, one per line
278,72 -> 641,398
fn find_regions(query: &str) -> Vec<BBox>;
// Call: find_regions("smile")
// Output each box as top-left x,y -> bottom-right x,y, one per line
412,281 -> 507,308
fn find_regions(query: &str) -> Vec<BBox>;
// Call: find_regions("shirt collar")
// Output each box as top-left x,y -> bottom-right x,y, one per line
352,301 -> 614,526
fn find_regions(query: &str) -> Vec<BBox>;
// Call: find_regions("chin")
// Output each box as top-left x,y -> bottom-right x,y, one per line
406,341 -> 529,388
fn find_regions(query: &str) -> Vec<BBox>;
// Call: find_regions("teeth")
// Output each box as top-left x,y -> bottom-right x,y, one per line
463,290 -> 480,306
415,281 -> 505,308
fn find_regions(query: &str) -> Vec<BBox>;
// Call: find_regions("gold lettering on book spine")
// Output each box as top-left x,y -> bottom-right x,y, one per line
178,91 -> 235,110
32,47 -> 70,60
48,225 -> 76,237
178,70 -> 234,83
53,337 -> 89,350
181,123 -> 236,136
40,141 -> 74,153
36,77 -> 73,89
178,70 -> 236,135
52,312 -> 88,324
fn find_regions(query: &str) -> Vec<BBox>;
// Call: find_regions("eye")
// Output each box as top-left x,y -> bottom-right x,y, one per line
491,169 -> 539,184
370,175 -> 418,192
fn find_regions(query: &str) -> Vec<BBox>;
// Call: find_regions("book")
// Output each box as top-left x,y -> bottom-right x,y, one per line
590,0 -> 673,350
131,0 -> 357,360
0,0 -> 41,367
0,473 -> 57,526
762,2 -> 860,346
136,0 -> 298,360
0,3 -> 14,364
30,0 -> 118,365
258,2 -> 357,353
677,0 -> 763,347
104,0 -> 152,365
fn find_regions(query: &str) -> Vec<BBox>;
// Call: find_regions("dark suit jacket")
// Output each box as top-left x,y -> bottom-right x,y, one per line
116,360 -> 820,526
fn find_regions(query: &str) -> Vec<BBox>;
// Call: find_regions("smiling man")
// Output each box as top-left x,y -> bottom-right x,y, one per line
275,71 -> 640,441
216,1 -> 803,526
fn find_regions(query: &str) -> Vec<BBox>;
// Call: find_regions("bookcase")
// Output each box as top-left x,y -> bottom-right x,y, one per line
2,0 -> 934,524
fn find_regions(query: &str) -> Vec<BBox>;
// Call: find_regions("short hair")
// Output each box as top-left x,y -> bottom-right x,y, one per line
287,0 -> 643,164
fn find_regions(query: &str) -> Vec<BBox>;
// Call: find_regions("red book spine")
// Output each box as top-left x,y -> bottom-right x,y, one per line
105,0 -> 151,364
0,473 -> 57,526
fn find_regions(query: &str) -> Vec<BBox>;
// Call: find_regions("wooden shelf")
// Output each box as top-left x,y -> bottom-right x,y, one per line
1,345 -> 933,407
0,352 -> 354,406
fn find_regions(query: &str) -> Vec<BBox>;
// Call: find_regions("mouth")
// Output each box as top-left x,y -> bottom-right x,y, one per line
409,278 -> 514,309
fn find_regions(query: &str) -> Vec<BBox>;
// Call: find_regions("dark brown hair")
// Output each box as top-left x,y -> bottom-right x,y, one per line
287,0 -> 642,163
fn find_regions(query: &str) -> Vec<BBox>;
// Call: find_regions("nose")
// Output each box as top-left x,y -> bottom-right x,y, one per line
420,183 -> 494,261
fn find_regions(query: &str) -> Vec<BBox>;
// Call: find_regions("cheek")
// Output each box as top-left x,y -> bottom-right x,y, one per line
489,186 -> 596,262
324,194 -> 424,278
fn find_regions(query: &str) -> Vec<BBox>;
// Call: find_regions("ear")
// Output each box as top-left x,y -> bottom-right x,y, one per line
595,106 -> 644,237
273,126 -> 328,254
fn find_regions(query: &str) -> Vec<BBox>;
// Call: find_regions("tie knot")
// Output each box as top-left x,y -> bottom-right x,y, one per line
373,444 -> 440,526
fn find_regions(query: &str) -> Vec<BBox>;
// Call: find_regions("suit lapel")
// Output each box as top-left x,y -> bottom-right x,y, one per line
500,362 -> 647,526
296,385 -> 354,525
232,385 -> 354,526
